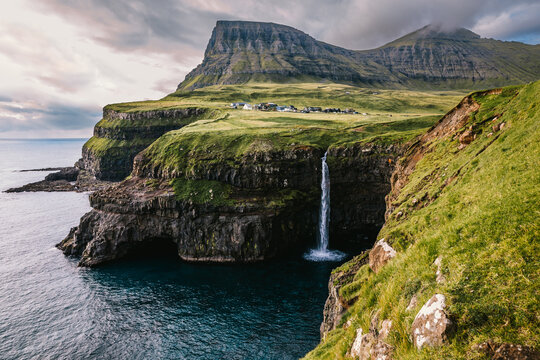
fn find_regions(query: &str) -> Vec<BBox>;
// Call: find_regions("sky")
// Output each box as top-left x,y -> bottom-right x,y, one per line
0,0 -> 539,138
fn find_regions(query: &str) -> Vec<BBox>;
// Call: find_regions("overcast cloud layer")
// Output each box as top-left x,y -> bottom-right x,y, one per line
1,0 -> 539,138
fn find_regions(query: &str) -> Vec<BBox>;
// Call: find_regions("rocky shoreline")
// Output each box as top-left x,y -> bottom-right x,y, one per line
6,165 -> 112,193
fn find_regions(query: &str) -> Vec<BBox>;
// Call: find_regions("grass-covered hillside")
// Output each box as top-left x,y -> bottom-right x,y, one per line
83,82 -> 465,180
106,82 -> 465,114
129,84 -> 464,178
305,81 -> 540,359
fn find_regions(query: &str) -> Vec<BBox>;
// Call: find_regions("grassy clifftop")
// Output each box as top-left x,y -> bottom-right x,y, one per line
305,81 -> 540,359
82,83 -> 464,181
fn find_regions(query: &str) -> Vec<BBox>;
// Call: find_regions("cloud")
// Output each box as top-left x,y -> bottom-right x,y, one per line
0,0 -> 539,138
0,99 -> 100,134
37,0 -> 540,52
37,0 -> 231,63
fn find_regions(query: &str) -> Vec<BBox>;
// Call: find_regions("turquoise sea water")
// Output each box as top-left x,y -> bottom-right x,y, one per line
0,139 -> 341,359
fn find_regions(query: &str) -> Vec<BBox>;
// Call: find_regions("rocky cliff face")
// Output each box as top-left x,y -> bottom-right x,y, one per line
177,21 -> 540,90
80,107 -> 208,181
178,21 -> 392,90
60,143 -> 399,266
58,177 -> 317,266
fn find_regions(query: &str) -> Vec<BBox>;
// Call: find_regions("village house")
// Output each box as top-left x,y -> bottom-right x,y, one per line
230,102 -> 247,109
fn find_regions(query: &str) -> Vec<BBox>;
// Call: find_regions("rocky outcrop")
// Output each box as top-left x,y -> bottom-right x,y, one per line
350,311 -> 394,360
5,167 -> 111,193
58,177 -> 317,266
368,239 -> 396,273
61,141 -> 397,266
44,167 -> 79,181
320,252 -> 369,339
81,107 -> 208,181
411,294 -> 454,349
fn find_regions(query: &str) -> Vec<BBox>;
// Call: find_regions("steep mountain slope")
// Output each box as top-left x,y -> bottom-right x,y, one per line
178,21 -> 540,90
178,21 -> 396,90
305,81 -> 540,359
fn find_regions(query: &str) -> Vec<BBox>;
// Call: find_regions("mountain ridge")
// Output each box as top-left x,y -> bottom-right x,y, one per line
177,21 -> 540,91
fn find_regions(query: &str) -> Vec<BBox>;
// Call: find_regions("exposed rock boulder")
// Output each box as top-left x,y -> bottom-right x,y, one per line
351,328 -> 377,360
459,126 -> 476,146
369,239 -> 397,273
411,294 -> 454,349
433,256 -> 445,283
350,313 -> 394,360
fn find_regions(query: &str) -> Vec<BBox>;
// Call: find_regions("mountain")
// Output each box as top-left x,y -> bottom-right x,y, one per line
178,21 -> 540,90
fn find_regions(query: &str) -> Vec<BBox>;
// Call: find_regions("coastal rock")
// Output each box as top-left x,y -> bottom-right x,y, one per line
45,167 -> 79,181
81,107 -> 208,181
320,252 -> 369,339
6,168 -> 112,193
369,239 -> 396,273
62,142 -> 400,267
411,294 -> 453,349
58,177 -> 317,266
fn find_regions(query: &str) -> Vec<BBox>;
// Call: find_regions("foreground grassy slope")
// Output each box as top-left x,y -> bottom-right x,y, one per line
305,81 -> 540,359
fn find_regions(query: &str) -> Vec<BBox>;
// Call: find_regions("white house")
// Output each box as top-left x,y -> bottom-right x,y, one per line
243,103 -> 253,110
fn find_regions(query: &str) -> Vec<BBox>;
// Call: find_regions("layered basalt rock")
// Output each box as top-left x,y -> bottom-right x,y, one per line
81,107 -> 208,181
327,144 -> 401,250
58,177 -> 317,266
59,143 -> 399,266
178,21 -> 540,90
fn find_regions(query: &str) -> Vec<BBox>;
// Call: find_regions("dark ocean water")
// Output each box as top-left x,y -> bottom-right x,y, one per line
0,139 -> 342,360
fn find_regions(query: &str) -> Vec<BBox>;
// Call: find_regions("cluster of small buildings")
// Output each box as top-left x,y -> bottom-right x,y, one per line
230,102 -> 358,114
230,102 -> 297,112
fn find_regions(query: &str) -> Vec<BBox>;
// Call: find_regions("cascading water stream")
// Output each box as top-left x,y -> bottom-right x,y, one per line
304,151 -> 346,262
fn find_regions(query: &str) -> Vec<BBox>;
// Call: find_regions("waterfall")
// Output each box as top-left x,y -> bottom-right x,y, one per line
304,151 -> 346,262
318,152 -> 330,251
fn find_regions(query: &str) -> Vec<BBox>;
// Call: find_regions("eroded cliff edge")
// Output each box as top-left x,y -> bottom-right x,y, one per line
80,106 -> 212,181
59,140 -> 400,266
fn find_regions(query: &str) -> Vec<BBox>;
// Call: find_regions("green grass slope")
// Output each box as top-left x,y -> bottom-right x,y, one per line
84,83 -> 463,181
135,84 -> 464,178
305,81 -> 540,359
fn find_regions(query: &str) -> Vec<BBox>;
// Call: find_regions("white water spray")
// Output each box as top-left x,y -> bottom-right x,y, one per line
304,151 -> 346,262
